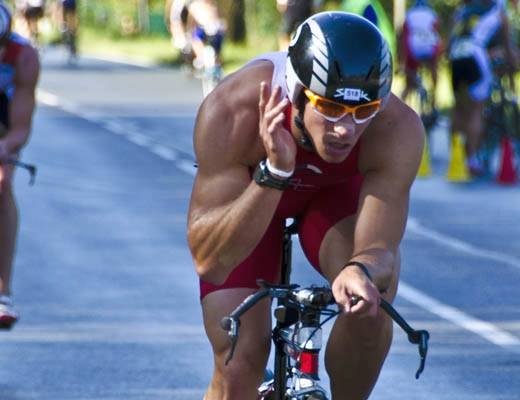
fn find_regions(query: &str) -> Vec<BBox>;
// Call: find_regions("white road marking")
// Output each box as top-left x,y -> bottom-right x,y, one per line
407,217 -> 520,271
36,88 -> 193,173
399,282 -> 520,348
151,144 -> 178,161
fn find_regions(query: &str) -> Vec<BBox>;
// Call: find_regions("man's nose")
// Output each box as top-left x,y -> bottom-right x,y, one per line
333,115 -> 357,136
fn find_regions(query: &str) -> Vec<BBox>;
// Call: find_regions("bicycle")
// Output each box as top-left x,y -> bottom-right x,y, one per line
404,70 -> 438,133
481,57 -> 520,172
221,220 -> 430,400
61,23 -> 77,63
199,35 -> 223,98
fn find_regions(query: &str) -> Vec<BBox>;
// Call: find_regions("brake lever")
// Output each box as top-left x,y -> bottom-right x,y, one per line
6,159 -> 37,185
408,329 -> 430,379
380,298 -> 430,379
221,317 -> 240,365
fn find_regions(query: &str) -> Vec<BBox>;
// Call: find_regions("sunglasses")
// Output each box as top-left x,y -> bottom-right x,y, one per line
303,89 -> 381,124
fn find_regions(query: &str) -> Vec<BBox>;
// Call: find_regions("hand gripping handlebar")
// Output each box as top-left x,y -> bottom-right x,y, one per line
221,282 -> 430,379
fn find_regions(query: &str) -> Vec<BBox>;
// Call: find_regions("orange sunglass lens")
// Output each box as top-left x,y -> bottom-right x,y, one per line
354,103 -> 380,120
315,100 -> 346,118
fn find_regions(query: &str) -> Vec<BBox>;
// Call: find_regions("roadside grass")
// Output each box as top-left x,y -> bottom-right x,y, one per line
78,26 -> 278,72
78,26 -> 178,66
61,25 -> 456,112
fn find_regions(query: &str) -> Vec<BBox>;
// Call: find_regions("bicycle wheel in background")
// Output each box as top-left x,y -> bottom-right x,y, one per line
481,79 -> 520,174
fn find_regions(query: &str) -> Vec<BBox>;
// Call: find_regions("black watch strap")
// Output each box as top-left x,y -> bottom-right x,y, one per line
253,160 -> 291,191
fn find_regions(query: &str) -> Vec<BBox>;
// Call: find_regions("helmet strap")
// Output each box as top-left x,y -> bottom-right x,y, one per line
294,94 -> 314,151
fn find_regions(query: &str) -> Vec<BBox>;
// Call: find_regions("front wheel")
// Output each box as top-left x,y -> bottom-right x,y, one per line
201,65 -> 222,97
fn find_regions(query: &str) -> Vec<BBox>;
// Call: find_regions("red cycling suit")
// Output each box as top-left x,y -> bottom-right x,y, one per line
0,33 -> 27,130
199,106 -> 363,300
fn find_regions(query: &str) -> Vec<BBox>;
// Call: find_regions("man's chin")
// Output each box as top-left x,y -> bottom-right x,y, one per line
319,144 -> 352,163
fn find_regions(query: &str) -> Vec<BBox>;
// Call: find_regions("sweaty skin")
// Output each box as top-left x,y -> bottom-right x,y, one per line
187,59 -> 424,399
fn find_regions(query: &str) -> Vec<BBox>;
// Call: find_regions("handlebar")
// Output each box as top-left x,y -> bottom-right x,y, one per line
222,280 -> 430,379
6,158 -> 37,185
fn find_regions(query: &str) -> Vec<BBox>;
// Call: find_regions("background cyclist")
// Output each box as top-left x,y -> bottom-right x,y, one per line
59,0 -> 78,60
166,0 -> 193,67
398,0 -> 442,117
187,12 -> 424,399
448,0 -> 517,176
15,0 -> 46,46
0,3 -> 40,329
186,0 -> 225,72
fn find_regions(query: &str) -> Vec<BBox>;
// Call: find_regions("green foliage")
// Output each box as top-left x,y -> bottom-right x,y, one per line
245,0 -> 280,41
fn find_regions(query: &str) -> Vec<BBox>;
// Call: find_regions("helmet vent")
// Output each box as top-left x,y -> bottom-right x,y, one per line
365,65 -> 375,80
334,60 -> 342,79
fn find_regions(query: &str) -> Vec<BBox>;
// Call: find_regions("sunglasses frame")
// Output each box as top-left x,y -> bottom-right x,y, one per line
303,89 -> 381,124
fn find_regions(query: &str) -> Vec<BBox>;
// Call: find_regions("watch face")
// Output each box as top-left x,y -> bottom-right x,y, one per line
254,160 -> 289,190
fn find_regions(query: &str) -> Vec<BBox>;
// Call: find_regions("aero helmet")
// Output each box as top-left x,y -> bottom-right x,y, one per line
286,12 -> 393,107
0,3 -> 11,42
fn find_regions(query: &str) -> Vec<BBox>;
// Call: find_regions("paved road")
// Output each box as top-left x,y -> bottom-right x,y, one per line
0,46 -> 519,399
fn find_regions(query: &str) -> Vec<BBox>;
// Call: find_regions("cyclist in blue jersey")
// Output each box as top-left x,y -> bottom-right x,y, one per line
448,0 -> 517,175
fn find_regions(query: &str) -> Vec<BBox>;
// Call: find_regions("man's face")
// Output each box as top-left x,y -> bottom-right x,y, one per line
299,90 -> 380,163
301,100 -> 372,163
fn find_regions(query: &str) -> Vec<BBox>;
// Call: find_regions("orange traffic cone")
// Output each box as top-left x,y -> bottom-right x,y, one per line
446,133 -> 471,182
496,137 -> 518,185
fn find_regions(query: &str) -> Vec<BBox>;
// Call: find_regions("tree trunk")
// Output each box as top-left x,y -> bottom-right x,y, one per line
218,0 -> 246,43
137,0 -> 150,33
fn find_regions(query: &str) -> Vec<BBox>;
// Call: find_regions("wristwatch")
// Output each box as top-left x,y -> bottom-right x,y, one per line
253,159 -> 291,191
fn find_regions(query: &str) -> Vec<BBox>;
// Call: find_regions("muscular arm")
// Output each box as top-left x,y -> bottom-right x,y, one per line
3,45 -> 39,155
187,66 -> 292,285
353,98 -> 424,291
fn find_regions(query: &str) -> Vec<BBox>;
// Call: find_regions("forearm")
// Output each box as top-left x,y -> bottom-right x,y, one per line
349,191 -> 410,292
348,248 -> 396,292
188,181 -> 283,284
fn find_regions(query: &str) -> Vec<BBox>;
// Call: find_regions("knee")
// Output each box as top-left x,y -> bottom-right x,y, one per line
213,334 -> 271,395
343,312 -> 392,350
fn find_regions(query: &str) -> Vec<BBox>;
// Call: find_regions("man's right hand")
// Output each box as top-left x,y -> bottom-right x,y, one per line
258,82 -> 297,175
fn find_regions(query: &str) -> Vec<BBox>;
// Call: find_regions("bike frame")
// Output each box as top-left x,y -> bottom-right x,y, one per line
271,220 -> 295,399
272,222 -> 325,400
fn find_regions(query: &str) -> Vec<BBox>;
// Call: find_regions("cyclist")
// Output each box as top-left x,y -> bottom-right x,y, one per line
187,12 -> 424,399
166,0 -> 192,62
59,0 -> 78,60
276,0 -> 321,50
448,0 -> 517,175
15,0 -> 46,46
398,0 -> 442,114
186,0 -> 225,71
0,3 -> 40,329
